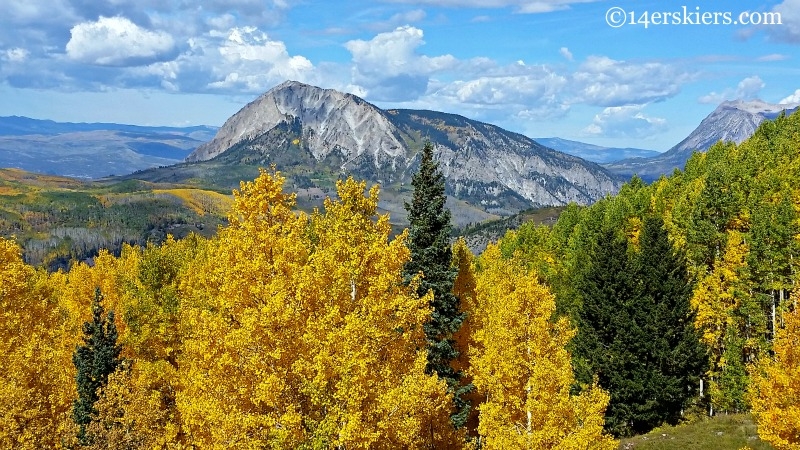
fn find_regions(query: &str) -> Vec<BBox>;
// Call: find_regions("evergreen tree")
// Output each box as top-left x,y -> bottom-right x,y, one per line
572,227 -> 641,436
574,218 -> 706,436
73,288 -> 123,444
632,216 -> 706,431
403,141 -> 470,428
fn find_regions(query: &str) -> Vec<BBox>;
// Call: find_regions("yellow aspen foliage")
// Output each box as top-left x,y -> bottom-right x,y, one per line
178,169 -> 459,448
85,361 -> 181,449
177,169 -> 309,448
79,237 -> 203,449
692,230 -> 749,352
0,238 -> 77,448
692,230 -> 762,411
52,248 -> 132,342
452,238 -> 477,375
119,235 -> 206,364
451,237 -> 481,434
470,244 -> 617,450
749,304 -> 800,450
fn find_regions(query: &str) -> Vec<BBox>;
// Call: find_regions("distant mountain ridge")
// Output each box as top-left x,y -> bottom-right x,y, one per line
185,81 -> 622,216
534,137 -> 660,164
0,116 -> 217,138
0,117 -> 218,179
604,99 -> 800,181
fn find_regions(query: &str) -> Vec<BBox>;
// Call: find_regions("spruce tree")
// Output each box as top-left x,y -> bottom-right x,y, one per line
574,218 -> 706,436
73,288 -> 123,444
632,216 -> 706,430
403,141 -> 470,428
572,227 -> 642,435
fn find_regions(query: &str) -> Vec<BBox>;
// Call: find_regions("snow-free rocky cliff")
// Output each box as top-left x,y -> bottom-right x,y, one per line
188,81 -> 623,214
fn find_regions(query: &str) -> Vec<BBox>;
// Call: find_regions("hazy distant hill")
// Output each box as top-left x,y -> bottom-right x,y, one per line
534,137 -> 660,164
0,116 -> 217,179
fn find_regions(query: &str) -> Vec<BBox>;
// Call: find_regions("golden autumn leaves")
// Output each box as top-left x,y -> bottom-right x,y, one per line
9,166 -> 777,448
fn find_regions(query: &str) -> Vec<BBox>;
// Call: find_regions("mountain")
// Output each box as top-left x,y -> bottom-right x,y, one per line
534,137 -> 660,163
604,99 -> 800,181
0,117 -> 218,179
180,81 -> 622,218
0,116 -> 217,139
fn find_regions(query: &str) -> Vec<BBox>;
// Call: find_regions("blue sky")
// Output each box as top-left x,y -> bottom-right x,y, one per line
0,0 -> 798,151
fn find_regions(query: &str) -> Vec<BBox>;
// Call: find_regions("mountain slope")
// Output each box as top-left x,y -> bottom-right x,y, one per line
604,100 -> 799,181
534,137 -> 660,163
181,81 -> 622,217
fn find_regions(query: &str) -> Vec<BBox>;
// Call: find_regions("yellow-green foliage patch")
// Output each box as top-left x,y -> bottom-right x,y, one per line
153,189 -> 233,216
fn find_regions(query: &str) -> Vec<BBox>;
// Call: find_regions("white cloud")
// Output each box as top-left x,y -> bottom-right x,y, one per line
369,9 -> 427,30
346,26 -> 456,77
207,13 -> 237,31
345,26 -> 457,100
559,47 -> 573,61
66,16 -> 175,66
768,0 -> 800,43
737,75 -> 766,98
208,27 -> 315,91
3,48 -> 30,62
383,0 -> 600,14
121,25 -> 319,94
5,0 -> 76,24
436,72 -> 567,106
582,105 -> 667,139
699,75 -> 765,104
573,56 -> 695,107
780,88 -> 800,105
757,53 -> 790,62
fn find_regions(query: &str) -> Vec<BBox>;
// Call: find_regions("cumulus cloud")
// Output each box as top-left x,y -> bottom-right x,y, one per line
573,56 -> 695,107
698,75 -> 765,104
435,72 -> 566,106
207,26 -> 314,91
66,16 -> 176,66
582,105 -> 667,139
345,26 -> 457,101
559,47 -> 573,61
780,88 -> 800,105
116,23 -> 320,95
383,0 -> 600,14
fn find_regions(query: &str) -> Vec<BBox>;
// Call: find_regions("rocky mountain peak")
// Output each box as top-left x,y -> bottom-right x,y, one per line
184,81 -> 623,214
602,98 -> 799,182
670,99 -> 798,156
187,80 -> 405,163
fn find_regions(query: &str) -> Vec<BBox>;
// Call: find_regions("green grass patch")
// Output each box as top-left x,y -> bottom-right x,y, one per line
618,414 -> 772,450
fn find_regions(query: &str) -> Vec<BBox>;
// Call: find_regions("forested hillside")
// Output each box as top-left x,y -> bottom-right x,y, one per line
0,168 -> 618,449
0,169 -> 229,270
499,110 -> 800,444
1,111 -> 799,449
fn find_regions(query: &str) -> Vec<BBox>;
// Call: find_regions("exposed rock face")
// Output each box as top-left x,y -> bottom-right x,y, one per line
604,99 -> 799,181
669,100 -> 792,155
389,110 -> 620,213
188,81 -> 405,165
188,81 -> 623,212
